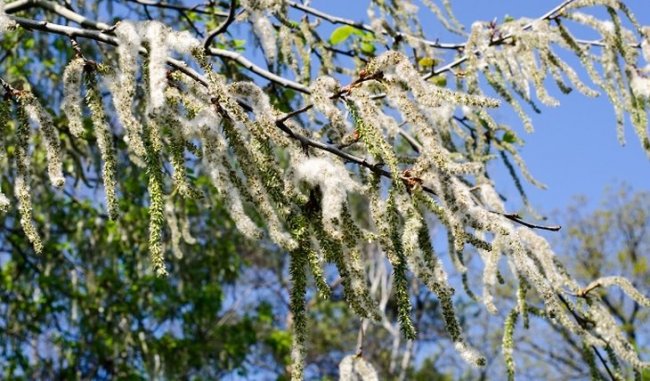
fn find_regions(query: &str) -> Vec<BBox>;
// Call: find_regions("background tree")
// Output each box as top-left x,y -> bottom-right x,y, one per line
438,186 -> 650,381
0,0 -> 649,380
538,186 -> 650,380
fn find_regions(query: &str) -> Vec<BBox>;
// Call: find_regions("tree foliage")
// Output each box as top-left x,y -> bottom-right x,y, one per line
0,0 -> 649,379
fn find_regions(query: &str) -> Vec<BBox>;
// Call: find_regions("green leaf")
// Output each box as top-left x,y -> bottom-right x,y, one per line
233,39 -> 246,50
361,31 -> 375,42
24,38 -> 35,49
360,41 -> 376,55
329,25 -> 362,45
418,57 -> 438,68
429,74 -> 447,87
503,131 -> 517,144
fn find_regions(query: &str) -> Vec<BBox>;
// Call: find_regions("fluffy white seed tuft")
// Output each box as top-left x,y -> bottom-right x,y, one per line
455,341 -> 487,367
0,192 -> 9,214
631,71 -> 650,99
0,2 -> 16,33
249,11 -> 277,63
24,102 -> 65,187
294,157 -> 360,238
141,21 -> 170,112
166,30 -> 200,55
339,355 -> 379,381
62,57 -> 86,137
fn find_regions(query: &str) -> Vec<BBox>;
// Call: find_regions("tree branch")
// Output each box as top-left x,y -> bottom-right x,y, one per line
207,47 -> 310,93
424,0 -> 577,80
286,0 -> 464,51
6,13 -> 561,232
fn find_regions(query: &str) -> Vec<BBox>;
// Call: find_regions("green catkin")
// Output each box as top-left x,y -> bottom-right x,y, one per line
582,341 -> 602,381
465,232 -> 492,251
386,189 -> 416,340
0,100 -> 11,213
307,203 -> 374,319
346,99 -> 402,184
499,150 -> 529,207
301,192 -> 331,300
462,273 -> 479,302
557,22 -> 627,147
86,69 -> 119,220
0,4 -> 647,377
287,211 -> 310,381
517,277 -> 530,329
498,141 -> 547,189
340,207 -> 380,319
195,53 -> 296,248
163,86 -> 204,199
222,117 -> 295,249
18,94 -> 65,188
168,124 -> 200,199
62,57 -> 86,137
548,63 -> 574,94
604,345 -> 623,376
415,209 -> 464,343
543,48 -> 599,97
306,247 -> 331,299
197,52 -> 318,375
483,70 -> 534,133
503,308 -> 519,381
143,122 -> 167,277
15,101 -> 43,253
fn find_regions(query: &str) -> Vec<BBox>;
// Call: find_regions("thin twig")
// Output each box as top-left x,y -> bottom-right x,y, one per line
423,0 -> 577,80
356,322 -> 365,356
203,0 -> 237,51
181,10 -> 204,38
494,212 -> 562,231
123,0 -> 228,17
557,293 -> 617,381
276,117 -> 559,231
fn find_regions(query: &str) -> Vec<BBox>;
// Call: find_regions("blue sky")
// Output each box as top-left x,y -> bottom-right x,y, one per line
306,0 -> 650,217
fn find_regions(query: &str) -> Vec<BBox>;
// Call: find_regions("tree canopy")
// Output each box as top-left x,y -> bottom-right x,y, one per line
0,0 -> 649,379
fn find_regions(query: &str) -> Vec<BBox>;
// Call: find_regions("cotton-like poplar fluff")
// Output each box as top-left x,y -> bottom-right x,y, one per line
119,15 -> 650,376
294,156 -> 360,239
0,2 -> 15,32
197,110 -> 263,240
165,29 -> 200,54
141,21 -> 170,112
14,97 -> 44,254
310,76 -> 351,139
21,97 -> 65,188
0,192 -> 9,214
0,100 -> 11,214
3,0 -> 650,379
581,276 -> 650,307
107,20 -> 147,158
85,68 -> 119,220
455,341 -> 487,367
242,0 -> 280,63
62,57 -> 86,137
339,355 -> 379,381
631,71 -> 650,99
